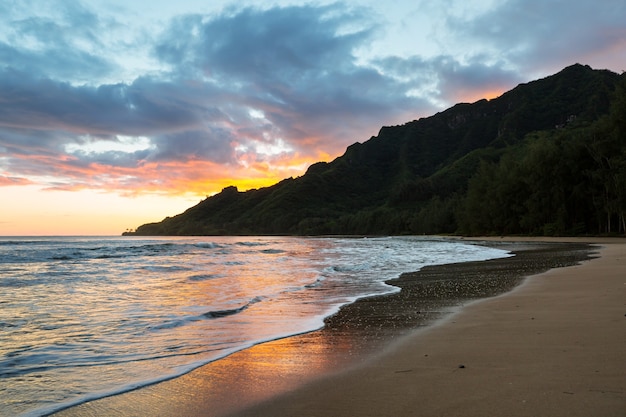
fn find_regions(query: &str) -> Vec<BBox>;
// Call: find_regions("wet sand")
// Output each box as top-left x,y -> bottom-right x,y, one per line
53,238 -> 625,417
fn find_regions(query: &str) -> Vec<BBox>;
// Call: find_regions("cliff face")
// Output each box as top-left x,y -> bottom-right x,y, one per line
128,64 -> 625,236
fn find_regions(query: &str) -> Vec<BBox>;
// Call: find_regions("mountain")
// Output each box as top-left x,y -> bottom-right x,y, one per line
126,64 -> 626,236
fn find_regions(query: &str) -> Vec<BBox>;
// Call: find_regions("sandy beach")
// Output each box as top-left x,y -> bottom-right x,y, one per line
54,238 -> 625,417
232,239 -> 625,417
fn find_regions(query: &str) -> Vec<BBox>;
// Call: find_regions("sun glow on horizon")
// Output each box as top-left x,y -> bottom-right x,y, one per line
461,88 -> 507,103
0,185 -> 198,236
0,149 -> 339,235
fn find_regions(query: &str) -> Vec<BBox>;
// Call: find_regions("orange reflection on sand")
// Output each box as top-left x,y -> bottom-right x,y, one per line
155,326 -> 364,416
228,328 -> 359,378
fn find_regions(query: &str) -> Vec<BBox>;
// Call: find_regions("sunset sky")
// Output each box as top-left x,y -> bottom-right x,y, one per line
1,0 -> 625,235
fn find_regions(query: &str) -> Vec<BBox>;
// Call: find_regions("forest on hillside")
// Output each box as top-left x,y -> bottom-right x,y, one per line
127,65 -> 626,237
460,87 -> 625,236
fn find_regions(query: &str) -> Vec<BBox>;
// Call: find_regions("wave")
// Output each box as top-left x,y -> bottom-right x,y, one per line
1,239 -> 276,267
150,297 -> 265,332
304,275 -> 326,288
0,241 -> 189,265
187,273 -> 224,282
126,243 -> 178,256
0,338 -> 241,380
202,305 -> 248,318
142,265 -> 193,273
0,319 -> 28,329
261,248 -> 285,254
0,277 -> 50,288
94,254 -> 127,259
235,241 -> 268,247
0,239 -> 71,246
50,255 -> 76,261
327,264 -> 371,274
0,240 -> 38,246
193,242 -> 223,249
50,252 -> 126,261
203,296 -> 264,319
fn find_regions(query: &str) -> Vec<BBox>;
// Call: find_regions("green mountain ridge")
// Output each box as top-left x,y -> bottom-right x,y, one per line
126,64 -> 626,236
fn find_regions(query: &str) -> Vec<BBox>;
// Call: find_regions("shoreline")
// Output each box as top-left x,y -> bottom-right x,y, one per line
232,238 -> 625,417
53,238 -> 624,417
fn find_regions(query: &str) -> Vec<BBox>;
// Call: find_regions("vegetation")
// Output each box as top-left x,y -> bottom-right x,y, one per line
126,64 -> 626,237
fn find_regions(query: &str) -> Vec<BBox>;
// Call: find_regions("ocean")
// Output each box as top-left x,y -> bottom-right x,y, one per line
0,236 -> 511,416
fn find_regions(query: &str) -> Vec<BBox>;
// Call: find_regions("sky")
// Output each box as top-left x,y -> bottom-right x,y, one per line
1,0 -> 625,235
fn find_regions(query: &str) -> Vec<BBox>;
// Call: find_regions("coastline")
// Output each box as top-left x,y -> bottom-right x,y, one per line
52,238 -> 624,417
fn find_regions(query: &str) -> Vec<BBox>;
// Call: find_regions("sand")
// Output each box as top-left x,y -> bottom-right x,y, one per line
231,239 -> 625,417
53,238 -> 625,417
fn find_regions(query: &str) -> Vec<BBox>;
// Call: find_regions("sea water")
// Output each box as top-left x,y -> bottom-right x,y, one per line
0,236 -> 510,416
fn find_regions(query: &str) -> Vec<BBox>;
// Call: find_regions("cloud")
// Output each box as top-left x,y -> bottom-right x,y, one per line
0,1 -> 118,82
150,129 -> 236,163
5,1 -> 619,199
153,4 -> 430,154
428,56 -> 524,102
372,54 -> 524,105
0,69 -> 216,138
0,175 -> 32,186
446,0 -> 626,74
0,3 -> 445,196
156,5 -> 373,79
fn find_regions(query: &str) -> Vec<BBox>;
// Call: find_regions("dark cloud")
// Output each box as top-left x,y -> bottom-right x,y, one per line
156,5 -> 373,80
152,4 -> 433,154
149,129 -> 236,164
0,125 -> 67,157
0,69 -> 206,136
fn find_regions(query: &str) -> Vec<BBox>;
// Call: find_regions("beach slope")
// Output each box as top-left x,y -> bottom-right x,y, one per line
232,242 -> 625,417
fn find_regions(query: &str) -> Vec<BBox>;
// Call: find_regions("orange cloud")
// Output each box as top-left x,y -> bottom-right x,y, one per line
27,147 -> 338,201
0,175 -> 33,186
